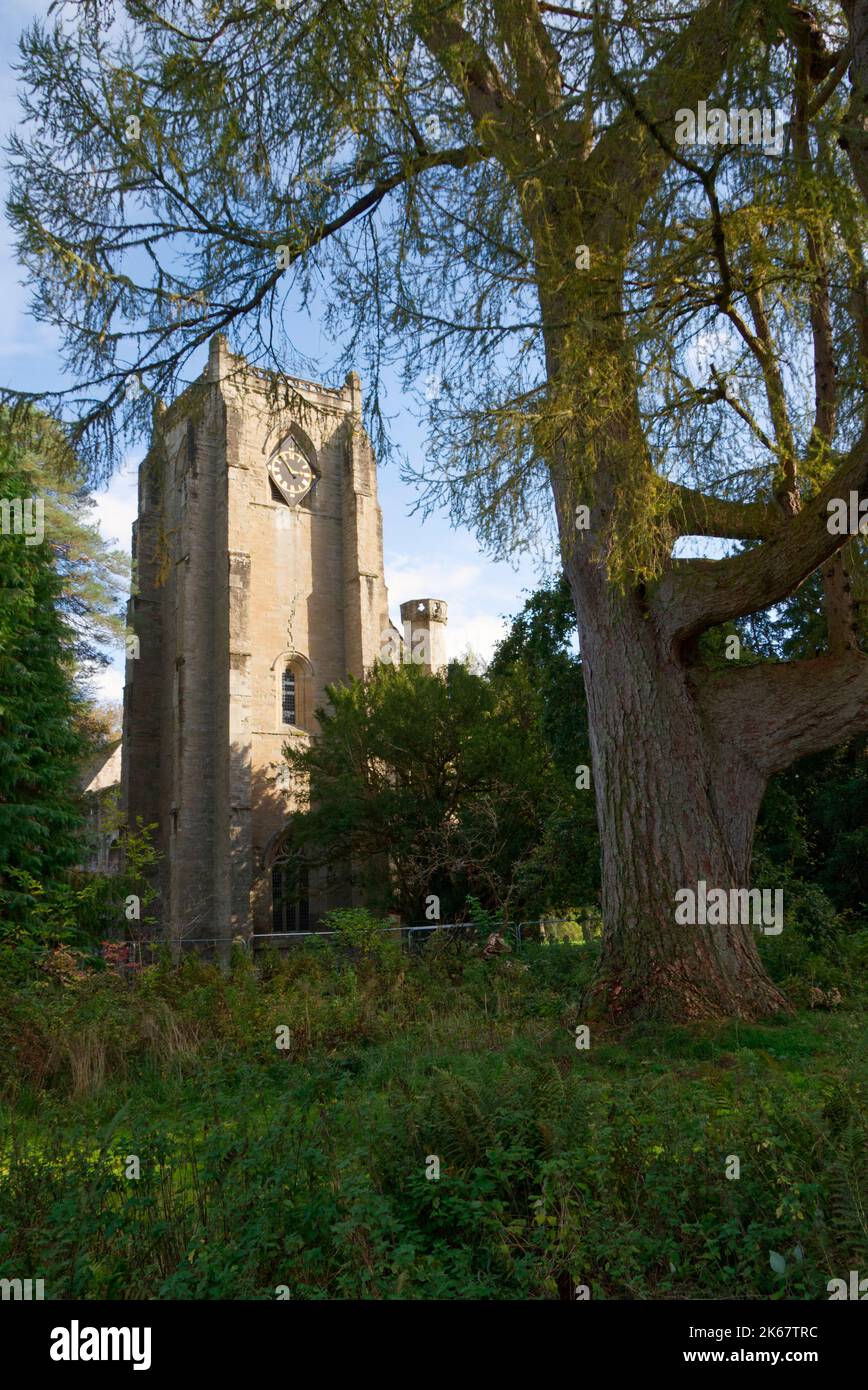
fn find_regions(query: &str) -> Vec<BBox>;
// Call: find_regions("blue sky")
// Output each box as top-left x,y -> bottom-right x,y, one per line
0,1 -> 543,703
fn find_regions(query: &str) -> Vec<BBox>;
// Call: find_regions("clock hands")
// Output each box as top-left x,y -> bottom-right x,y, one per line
268,450 -> 313,503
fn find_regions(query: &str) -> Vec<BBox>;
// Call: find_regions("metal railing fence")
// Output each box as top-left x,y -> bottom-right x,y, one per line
98,919 -> 596,967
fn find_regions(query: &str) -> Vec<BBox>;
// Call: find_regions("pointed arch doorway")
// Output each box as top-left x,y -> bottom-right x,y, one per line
263,825 -> 310,935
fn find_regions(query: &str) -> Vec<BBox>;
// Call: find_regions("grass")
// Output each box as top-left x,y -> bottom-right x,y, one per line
0,934 -> 865,1300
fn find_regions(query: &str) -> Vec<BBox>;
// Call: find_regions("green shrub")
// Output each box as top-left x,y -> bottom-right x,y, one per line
0,908 -> 864,1300
321,907 -> 402,967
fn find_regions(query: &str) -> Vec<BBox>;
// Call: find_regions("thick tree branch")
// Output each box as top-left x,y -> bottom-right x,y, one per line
693,649 -> 868,776
584,0 -> 760,248
822,548 -> 862,654
410,0 -> 519,145
784,3 -> 839,81
791,33 -> 838,453
491,0 -> 563,112
792,50 -> 852,647
806,42 -> 852,119
666,482 -> 784,541
654,427 -> 868,647
841,0 -> 868,202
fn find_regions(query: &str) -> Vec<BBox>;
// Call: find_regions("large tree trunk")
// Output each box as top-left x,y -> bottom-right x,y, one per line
415,0 -> 868,1025
564,557 -> 791,1022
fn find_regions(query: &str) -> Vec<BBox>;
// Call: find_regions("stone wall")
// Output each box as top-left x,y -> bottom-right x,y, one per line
122,336 -> 393,950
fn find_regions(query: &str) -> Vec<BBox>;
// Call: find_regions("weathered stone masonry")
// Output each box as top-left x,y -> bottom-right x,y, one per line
122,336 -> 446,951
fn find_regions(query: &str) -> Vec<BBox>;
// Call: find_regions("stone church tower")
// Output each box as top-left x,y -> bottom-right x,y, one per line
122,335 -> 446,952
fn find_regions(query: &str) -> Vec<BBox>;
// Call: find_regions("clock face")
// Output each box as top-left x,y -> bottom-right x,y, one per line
267,446 -> 314,506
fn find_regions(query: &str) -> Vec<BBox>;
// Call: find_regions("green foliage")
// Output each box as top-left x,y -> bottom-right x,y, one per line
0,823 -> 160,978
322,907 -> 401,966
741,545 -> 868,665
285,660 -> 562,923
756,739 -> 868,918
746,587 -> 868,920
489,578 -> 598,913
283,582 -> 602,931
464,894 -> 503,943
1,869 -> 103,969
540,907 -> 603,944
0,432 -> 85,923
0,869 -> 95,967
0,938 -> 863,1300
756,860 -> 867,1007
0,410 -> 128,674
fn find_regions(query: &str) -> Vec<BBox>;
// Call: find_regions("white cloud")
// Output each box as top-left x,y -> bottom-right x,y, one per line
84,458 -> 140,708
386,554 -> 479,603
88,663 -> 125,705
445,611 -> 510,664
384,549 -> 519,663
94,456 -> 139,553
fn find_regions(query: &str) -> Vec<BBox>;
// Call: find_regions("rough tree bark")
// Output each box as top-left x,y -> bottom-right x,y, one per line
567,557 -> 788,1020
842,0 -> 868,200
416,0 -> 868,1021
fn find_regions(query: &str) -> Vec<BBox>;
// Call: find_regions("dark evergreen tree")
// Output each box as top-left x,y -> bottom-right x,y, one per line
0,436 -> 84,922
283,659 -> 557,924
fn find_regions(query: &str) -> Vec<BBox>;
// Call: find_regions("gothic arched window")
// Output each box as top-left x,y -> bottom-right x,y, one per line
273,651 -> 313,732
271,859 -> 310,934
282,667 -> 297,726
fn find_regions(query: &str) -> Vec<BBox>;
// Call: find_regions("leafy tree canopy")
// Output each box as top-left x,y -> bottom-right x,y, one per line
283,658 -> 581,923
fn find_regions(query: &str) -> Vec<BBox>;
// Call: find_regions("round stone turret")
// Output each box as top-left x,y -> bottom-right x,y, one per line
399,599 -> 448,673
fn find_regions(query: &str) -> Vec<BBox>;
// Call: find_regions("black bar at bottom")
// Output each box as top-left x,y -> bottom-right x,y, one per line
5,1297 -> 864,1376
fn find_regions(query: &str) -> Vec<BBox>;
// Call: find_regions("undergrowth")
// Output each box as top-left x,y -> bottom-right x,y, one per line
0,928 -> 865,1300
